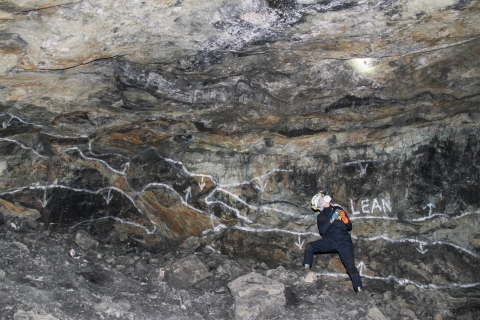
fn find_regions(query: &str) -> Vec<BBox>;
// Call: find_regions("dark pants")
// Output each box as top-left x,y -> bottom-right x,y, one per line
304,236 -> 363,290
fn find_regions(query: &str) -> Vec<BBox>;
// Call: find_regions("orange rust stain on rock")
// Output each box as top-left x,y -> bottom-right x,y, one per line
116,178 -> 130,190
141,192 -> 216,238
108,132 -> 143,145
257,114 -> 281,126
143,133 -> 173,145
291,137 -> 314,148
0,198 -> 40,219
1,46 -> 24,55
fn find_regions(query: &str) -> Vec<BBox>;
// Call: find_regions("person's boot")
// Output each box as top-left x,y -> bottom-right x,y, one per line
300,264 -> 311,275
299,264 -> 317,283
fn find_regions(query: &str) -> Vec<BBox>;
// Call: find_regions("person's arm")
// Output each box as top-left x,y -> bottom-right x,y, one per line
317,211 -> 333,235
340,210 -> 352,231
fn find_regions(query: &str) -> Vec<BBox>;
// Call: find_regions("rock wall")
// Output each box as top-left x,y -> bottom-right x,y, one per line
0,0 -> 479,295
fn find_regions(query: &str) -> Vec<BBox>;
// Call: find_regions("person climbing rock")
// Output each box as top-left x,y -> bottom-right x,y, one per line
303,193 -> 363,292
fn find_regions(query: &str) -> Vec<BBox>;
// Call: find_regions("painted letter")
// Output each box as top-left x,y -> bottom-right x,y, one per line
350,199 -> 361,215
361,199 -> 370,214
382,199 -> 392,212
371,198 -> 382,213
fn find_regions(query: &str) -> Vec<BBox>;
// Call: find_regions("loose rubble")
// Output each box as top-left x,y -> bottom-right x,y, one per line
1,218 -> 479,320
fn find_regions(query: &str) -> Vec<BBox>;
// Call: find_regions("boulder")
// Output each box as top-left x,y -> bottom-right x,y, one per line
74,230 -> 99,251
163,255 -> 210,289
367,306 -> 389,320
300,270 -> 317,284
264,266 -> 300,286
178,236 -> 201,252
228,272 -> 286,320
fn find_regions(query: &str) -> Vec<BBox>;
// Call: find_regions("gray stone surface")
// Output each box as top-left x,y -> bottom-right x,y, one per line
74,230 -> 99,251
228,272 -> 286,320
164,255 -> 211,289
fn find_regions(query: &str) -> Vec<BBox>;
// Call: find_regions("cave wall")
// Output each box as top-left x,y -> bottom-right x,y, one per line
1,0 -> 480,290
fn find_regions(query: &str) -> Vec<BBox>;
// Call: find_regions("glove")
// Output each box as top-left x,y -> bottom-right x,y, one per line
330,210 -> 341,222
340,210 -> 349,224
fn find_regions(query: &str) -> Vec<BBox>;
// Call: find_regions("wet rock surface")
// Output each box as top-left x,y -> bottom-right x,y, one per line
1,221 -> 479,320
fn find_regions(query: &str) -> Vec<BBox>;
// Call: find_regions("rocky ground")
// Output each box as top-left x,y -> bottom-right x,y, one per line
1,217 -> 479,320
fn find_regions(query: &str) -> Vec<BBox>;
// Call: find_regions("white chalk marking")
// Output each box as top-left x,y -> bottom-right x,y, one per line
206,200 -> 253,224
201,224 -> 228,236
142,182 -> 206,215
350,199 -> 361,215
350,216 -> 398,221
361,199 -> 370,214
353,234 -> 480,260
371,198 -> 382,213
344,160 -> 375,175
70,216 -> 156,234
64,147 -> 126,176
88,140 -> 129,161
423,203 -> 436,216
0,138 -> 49,160
0,185 -> 144,217
231,225 -> 319,237
163,156 -> 215,181
416,243 -> 428,254
1,113 -> 42,128
103,188 -> 114,204
121,162 -> 130,173
38,187 -> 52,208
295,235 -> 305,250
219,169 -> 292,189
315,271 -> 480,290
184,186 -> 192,203
357,261 -> 367,275
205,245 -> 221,254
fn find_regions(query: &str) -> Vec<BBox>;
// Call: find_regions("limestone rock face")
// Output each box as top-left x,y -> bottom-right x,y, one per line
0,0 -> 479,306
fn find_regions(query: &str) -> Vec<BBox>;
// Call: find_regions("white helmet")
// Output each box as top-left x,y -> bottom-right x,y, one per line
311,193 -> 324,211
323,195 -> 332,204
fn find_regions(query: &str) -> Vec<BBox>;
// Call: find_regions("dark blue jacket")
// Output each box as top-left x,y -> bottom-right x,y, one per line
317,205 -> 352,239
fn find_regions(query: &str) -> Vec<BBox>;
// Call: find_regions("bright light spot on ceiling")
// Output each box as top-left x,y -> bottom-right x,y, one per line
348,58 -> 378,74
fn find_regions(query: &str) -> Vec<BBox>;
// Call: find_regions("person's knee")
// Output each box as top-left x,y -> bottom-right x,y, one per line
305,243 -> 313,253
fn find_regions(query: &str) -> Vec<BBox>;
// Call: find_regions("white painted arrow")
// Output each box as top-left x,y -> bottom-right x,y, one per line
358,162 -> 369,175
185,186 -> 192,202
2,115 -> 14,128
199,176 -> 206,191
416,243 -> 428,254
294,235 -> 305,250
121,162 -> 130,174
423,203 -> 436,216
103,188 -> 114,205
357,261 -> 367,275
38,187 -> 52,208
